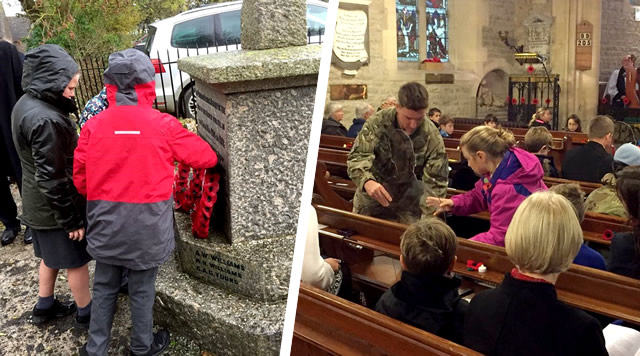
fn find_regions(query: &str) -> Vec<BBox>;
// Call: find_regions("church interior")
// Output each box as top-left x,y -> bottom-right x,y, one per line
293,0 -> 640,354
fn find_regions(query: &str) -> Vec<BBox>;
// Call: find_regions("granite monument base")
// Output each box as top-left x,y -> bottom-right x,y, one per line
154,256 -> 286,356
174,212 -> 294,301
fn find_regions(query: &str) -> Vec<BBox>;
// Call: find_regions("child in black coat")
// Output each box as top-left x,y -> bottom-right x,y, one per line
375,218 -> 467,343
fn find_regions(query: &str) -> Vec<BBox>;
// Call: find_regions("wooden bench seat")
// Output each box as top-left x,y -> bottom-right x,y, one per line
315,205 -> 640,326
314,161 -> 622,246
293,283 -> 482,356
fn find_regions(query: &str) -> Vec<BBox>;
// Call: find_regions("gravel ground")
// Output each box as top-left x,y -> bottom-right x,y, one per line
0,184 -> 207,356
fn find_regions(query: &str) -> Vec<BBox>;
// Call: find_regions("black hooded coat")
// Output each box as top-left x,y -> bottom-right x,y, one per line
0,41 -> 23,181
11,44 -> 85,232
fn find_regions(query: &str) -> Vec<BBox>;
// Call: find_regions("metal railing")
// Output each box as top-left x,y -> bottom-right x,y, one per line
75,28 -> 324,120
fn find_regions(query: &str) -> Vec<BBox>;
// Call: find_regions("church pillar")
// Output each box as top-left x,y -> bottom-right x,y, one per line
552,0 -> 602,129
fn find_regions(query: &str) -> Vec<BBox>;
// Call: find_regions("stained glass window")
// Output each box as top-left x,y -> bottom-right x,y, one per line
396,0 -> 419,61
426,0 -> 448,61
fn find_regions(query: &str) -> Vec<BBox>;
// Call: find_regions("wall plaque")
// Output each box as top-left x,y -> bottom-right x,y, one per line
575,21 -> 593,70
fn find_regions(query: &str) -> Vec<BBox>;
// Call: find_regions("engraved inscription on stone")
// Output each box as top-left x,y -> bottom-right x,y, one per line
196,83 -> 229,170
193,249 -> 246,286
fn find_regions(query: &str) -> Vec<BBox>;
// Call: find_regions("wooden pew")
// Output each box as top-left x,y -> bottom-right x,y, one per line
317,146 -> 601,197
314,160 -> 621,246
293,283 -> 482,356
454,123 -> 589,144
315,205 -> 640,326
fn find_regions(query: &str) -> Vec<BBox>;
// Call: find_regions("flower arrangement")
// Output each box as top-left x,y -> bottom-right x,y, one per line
422,57 -> 442,63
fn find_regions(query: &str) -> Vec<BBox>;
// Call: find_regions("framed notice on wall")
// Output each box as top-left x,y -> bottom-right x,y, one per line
575,21 -> 593,70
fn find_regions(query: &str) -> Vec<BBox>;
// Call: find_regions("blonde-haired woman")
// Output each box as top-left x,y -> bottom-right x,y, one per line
463,191 -> 608,356
427,126 -> 547,246
528,107 -> 552,130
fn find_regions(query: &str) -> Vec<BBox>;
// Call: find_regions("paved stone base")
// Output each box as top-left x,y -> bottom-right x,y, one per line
154,255 -> 285,356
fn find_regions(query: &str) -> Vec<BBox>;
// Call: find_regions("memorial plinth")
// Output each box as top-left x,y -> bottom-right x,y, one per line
152,3 -> 321,351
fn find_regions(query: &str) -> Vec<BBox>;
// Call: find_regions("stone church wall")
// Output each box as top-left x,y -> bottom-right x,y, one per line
600,0 -> 640,82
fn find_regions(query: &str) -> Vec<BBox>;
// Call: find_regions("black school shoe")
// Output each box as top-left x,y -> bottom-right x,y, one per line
31,299 -> 77,325
130,329 -> 170,356
75,312 -> 90,329
23,227 -> 33,245
0,226 -> 20,246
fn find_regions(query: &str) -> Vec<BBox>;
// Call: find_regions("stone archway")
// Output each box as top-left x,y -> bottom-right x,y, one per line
475,68 -> 509,119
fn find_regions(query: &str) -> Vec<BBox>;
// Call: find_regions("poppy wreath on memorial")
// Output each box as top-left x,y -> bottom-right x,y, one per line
173,163 -> 221,239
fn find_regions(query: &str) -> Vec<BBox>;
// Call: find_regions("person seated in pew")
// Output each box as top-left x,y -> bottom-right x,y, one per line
439,115 -> 455,138
549,184 -> 606,270
428,107 -> 442,128
609,166 -> 640,280
301,206 -> 342,292
528,107 -> 552,130
375,218 -> 468,344
376,95 -> 397,112
346,102 -> 374,138
321,102 -> 348,136
463,191 -> 608,356
524,126 -> 559,178
347,82 -> 448,223
562,115 -> 615,183
426,126 -> 547,247
483,113 -> 499,128
564,114 -> 582,133
585,143 -> 640,219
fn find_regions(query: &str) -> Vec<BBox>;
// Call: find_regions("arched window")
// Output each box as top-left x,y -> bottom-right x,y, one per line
426,0 -> 448,61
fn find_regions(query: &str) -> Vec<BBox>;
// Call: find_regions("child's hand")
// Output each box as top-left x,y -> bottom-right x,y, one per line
426,197 -> 454,216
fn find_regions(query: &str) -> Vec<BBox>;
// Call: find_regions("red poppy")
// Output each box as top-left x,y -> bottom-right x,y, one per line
511,98 -> 518,105
544,98 -> 551,105
601,97 -> 607,104
520,97 -> 526,104
527,65 -> 534,73
623,96 -> 630,105
532,98 -> 539,105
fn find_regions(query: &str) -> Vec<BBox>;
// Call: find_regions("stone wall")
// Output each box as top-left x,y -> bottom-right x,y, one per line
328,0 -> 531,129
600,0 -> 640,82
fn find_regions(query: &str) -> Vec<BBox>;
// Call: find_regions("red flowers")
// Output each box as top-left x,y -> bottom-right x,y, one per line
532,98 -> 539,105
520,97 -> 526,104
421,57 -> 442,63
601,97 -> 608,104
623,96 -> 631,105
527,65 -> 534,73
511,98 -> 518,105
544,98 -> 551,105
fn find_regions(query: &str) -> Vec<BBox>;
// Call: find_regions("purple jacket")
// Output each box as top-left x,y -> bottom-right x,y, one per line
451,147 -> 547,246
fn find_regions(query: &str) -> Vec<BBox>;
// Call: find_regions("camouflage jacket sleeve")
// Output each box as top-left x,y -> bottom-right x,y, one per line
420,122 -> 449,217
347,118 -> 379,191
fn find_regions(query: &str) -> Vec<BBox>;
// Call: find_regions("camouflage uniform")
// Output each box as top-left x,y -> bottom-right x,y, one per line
347,107 -> 449,223
584,173 -> 627,218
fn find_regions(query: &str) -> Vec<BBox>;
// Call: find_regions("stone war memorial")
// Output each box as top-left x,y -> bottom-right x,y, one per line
152,0 -> 320,354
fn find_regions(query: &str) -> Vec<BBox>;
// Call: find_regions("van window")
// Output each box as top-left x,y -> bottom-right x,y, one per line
171,15 -> 215,48
214,10 -> 241,45
307,5 -> 326,36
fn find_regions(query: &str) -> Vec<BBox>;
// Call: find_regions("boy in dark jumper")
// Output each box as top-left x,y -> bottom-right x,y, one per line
375,218 -> 467,343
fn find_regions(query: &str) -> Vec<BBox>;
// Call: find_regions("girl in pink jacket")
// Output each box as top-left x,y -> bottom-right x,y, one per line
427,126 -> 547,246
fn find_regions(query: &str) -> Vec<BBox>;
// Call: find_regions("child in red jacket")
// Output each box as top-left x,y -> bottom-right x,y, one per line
74,49 -> 217,356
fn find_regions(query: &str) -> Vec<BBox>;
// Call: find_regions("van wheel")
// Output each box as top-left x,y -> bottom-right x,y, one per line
179,84 -> 197,119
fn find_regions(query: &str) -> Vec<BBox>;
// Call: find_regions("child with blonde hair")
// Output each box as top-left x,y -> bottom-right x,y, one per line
427,126 -> 547,246
463,191 -> 608,356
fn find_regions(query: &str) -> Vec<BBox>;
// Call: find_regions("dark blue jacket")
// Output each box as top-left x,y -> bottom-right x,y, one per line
573,244 -> 606,270
346,118 -> 366,138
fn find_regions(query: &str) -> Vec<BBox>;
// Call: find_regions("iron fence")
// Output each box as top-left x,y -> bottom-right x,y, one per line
75,28 -> 324,120
507,74 -> 560,130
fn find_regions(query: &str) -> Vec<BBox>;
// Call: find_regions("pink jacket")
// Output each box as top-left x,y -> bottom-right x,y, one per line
451,148 -> 548,246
